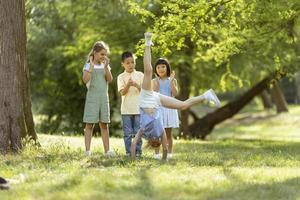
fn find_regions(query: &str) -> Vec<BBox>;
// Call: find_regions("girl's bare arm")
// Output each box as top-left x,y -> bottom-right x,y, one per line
152,78 -> 159,92
170,78 -> 178,97
104,57 -> 113,83
131,129 -> 143,160
83,57 -> 94,83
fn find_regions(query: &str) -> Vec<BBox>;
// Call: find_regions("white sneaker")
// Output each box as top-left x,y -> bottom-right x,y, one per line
153,153 -> 161,160
203,89 -> 221,107
167,153 -> 173,159
144,32 -> 153,46
85,150 -> 92,156
105,150 -> 116,157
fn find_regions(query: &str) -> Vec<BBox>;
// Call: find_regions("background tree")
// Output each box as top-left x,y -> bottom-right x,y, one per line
0,0 -> 36,153
129,0 -> 300,138
26,0 -> 147,134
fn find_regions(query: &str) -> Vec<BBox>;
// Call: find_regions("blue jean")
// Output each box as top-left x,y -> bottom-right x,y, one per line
121,115 -> 142,155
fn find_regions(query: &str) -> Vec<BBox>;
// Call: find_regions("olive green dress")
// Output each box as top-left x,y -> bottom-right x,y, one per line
83,64 -> 110,123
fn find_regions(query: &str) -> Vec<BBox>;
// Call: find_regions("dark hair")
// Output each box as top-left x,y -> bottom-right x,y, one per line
121,51 -> 134,62
154,58 -> 171,77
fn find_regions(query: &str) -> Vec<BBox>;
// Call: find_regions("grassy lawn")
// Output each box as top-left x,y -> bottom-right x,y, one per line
1,105 -> 300,200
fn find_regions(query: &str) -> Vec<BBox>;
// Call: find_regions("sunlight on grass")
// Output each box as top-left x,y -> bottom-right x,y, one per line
1,106 -> 300,199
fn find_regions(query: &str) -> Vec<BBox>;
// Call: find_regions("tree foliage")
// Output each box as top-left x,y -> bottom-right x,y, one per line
26,0 -> 146,133
129,0 -> 300,90
26,0 -> 300,134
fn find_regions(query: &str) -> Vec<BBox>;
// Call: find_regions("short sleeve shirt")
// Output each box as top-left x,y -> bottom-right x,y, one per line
117,70 -> 144,114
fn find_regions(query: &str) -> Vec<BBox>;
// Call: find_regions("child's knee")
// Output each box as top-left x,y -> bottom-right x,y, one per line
85,123 -> 94,130
100,123 -> 108,130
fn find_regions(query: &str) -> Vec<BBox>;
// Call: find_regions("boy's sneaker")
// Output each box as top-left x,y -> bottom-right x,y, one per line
125,153 -> 131,157
136,153 -> 142,159
153,153 -> 161,160
85,150 -> 92,156
167,153 -> 173,159
144,32 -> 153,46
203,89 -> 221,107
105,150 -> 116,157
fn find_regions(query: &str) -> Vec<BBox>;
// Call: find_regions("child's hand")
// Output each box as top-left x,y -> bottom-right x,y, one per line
89,56 -> 94,65
103,57 -> 110,67
170,71 -> 176,81
154,73 -> 160,83
127,78 -> 134,86
132,81 -> 139,88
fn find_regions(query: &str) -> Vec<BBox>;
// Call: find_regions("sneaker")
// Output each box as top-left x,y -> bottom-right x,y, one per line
203,89 -> 221,107
144,32 -> 153,46
0,177 -> 10,190
167,153 -> 173,159
153,153 -> 161,160
85,150 -> 92,156
105,150 -> 116,157
125,153 -> 131,157
136,153 -> 142,159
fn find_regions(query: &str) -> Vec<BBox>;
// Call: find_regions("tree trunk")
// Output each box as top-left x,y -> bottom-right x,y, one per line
189,72 -> 284,139
177,63 -> 191,138
270,81 -> 289,113
260,90 -> 273,109
294,71 -> 300,104
177,36 -> 195,138
0,0 -> 37,153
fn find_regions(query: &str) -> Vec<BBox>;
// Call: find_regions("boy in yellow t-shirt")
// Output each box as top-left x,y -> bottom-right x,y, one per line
117,52 -> 144,157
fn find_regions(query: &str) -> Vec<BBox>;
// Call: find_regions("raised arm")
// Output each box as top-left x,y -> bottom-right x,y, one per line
103,57 -> 113,83
152,78 -> 160,92
170,71 -> 178,97
83,56 -> 94,84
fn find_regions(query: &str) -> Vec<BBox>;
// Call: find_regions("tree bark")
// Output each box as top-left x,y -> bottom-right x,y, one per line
260,90 -> 273,109
177,63 -> 191,138
0,0 -> 37,153
189,72 -> 284,139
177,36 -> 195,138
294,71 -> 300,104
270,81 -> 289,113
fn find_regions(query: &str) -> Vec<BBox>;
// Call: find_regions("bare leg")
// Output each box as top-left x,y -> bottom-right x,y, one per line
165,128 -> 173,153
159,93 -> 205,110
154,128 -> 172,154
161,130 -> 168,160
99,122 -> 110,153
84,123 -> 94,151
131,129 -> 143,160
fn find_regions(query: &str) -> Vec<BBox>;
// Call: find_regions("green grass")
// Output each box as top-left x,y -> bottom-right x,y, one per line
1,105 -> 300,200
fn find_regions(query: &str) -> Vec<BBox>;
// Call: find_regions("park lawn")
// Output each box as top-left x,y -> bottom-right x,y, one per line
1,106 -> 300,200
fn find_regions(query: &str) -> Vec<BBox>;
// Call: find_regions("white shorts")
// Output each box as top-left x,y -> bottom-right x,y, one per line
139,89 -> 161,109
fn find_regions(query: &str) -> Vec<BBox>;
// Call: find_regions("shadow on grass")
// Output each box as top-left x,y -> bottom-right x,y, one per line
206,176 -> 300,200
49,173 -> 83,192
86,154 -> 177,168
133,167 -> 155,198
